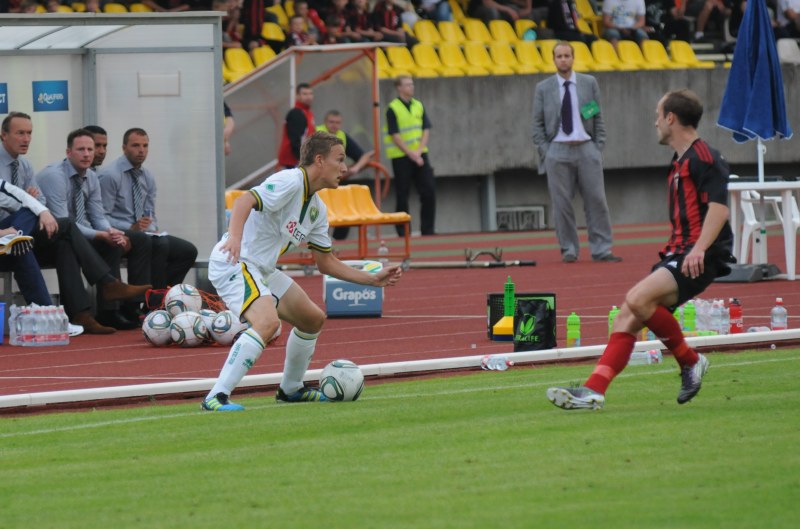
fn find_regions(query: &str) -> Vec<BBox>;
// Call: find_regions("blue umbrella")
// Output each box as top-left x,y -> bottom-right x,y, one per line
717,0 -> 792,175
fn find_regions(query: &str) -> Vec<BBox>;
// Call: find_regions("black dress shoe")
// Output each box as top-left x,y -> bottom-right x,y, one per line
592,254 -> 623,262
96,311 -> 140,330
562,254 -> 577,263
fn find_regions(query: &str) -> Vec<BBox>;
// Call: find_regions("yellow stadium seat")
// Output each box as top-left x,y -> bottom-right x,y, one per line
438,42 -> 489,75
515,19 -> 537,39
224,48 -> 256,76
616,40 -> 661,70
575,0 -> 602,36
403,22 -> 415,38
414,19 -> 442,46
387,46 -> 439,77
591,39 -> 639,70
412,44 -> 464,76
56,5 -> 73,11
438,20 -> 467,44
375,48 -> 402,78
266,4 -> 289,30
515,41 -> 556,73
350,185 -> 413,223
129,3 -> 153,12
489,42 -> 539,74
537,39 -> 559,69
103,2 -> 128,12
72,2 -> 86,12
252,46 -> 276,66
489,20 -> 520,44
463,41 -> 515,75
571,40 -> 615,71
285,0 -> 295,16
448,0 -> 466,23
262,21 -> 285,42
463,19 -> 493,44
317,187 -> 364,224
641,40 -> 684,69
670,40 -> 716,69
224,190 -> 247,210
222,63 -> 236,84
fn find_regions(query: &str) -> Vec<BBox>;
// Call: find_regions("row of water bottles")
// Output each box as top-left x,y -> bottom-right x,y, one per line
9,304 -> 70,346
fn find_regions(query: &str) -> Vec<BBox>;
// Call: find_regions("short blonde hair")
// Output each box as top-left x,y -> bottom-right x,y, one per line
300,131 -> 344,166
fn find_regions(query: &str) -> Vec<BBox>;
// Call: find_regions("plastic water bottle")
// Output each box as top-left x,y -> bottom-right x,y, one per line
32,307 -> 46,345
377,240 -> 389,264
566,312 -> 581,347
608,305 -> 619,337
9,305 -> 20,346
20,307 -> 35,346
628,349 -> 663,365
710,300 -> 723,335
683,301 -> 696,332
770,297 -> 788,330
729,298 -> 743,334
58,305 -> 70,344
481,354 -> 514,371
720,301 -> 730,335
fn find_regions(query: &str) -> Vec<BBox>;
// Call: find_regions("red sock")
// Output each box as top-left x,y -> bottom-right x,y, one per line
643,305 -> 699,368
585,332 -> 636,394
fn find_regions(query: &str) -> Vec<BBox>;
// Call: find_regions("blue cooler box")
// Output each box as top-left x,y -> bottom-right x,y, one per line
323,260 -> 383,317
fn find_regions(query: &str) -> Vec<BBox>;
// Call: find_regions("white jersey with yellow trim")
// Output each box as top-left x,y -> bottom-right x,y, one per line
211,167 -> 331,274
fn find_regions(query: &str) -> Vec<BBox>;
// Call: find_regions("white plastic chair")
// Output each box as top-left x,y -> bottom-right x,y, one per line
738,189 -> 785,263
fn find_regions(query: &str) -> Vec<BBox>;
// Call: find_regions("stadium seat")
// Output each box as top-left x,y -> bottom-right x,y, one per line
262,21 -> 285,42
285,0 -> 295,16
224,190 -> 247,210
267,3 -> 289,29
438,21 -> 467,44
412,44 -> 464,76
641,40 -> 684,69
252,46 -> 276,66
536,39 -> 559,69
224,48 -> 256,77
448,0 -> 467,22
222,63 -> 237,84
317,187 -> 364,224
375,48 -> 402,78
129,3 -> 153,11
489,20 -> 520,44
515,19 -> 537,39
575,0 -> 602,36
387,46 -> 439,77
489,42 -> 540,74
414,19 -> 442,46
463,41 -> 515,75
103,2 -> 128,12
72,2 -> 86,11
438,42 -> 489,75
515,41 -> 556,73
616,40 -> 661,70
669,40 -> 716,69
463,19 -> 493,44
571,40 -> 615,71
56,4 -> 73,11
403,22 -> 416,38
591,39 -> 639,70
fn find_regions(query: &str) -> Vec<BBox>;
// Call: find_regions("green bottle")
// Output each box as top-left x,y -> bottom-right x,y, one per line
608,305 -> 619,337
683,301 -> 696,331
566,312 -> 581,347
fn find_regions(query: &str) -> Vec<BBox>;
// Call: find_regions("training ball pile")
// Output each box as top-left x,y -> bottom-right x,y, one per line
164,283 -> 203,317
319,359 -> 365,402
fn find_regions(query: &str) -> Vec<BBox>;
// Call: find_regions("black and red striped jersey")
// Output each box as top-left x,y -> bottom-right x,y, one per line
661,138 -> 733,256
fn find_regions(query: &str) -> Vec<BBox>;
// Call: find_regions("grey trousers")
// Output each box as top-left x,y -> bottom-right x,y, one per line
544,141 -> 614,259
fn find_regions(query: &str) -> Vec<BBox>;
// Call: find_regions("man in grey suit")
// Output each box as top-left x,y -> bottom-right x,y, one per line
532,41 -> 621,263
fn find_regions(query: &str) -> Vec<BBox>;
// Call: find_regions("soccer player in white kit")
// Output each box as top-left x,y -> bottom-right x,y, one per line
202,132 -> 403,411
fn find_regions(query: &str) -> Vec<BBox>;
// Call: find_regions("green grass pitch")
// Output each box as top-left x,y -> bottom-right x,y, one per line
1,349 -> 799,529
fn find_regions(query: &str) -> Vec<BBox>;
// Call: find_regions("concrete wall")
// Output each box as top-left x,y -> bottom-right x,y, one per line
367,66 -> 800,234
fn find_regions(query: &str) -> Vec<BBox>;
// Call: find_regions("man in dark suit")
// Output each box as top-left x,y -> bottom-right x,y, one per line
532,41 -> 620,263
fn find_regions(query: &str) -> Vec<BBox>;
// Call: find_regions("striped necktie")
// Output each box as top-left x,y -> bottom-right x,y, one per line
10,159 -> 19,187
130,168 -> 144,219
72,175 -> 89,227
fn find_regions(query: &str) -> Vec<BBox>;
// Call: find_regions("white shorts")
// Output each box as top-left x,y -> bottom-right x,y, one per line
208,257 -> 294,319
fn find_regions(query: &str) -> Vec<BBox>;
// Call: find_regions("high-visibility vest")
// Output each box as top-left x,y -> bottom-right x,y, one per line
383,98 -> 428,160
315,125 -> 347,149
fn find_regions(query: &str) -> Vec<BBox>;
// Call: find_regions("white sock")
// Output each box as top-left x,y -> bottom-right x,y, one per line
280,328 -> 320,394
207,328 -> 266,399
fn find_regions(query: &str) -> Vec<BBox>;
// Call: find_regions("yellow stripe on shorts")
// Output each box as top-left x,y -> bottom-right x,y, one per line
240,262 -> 260,315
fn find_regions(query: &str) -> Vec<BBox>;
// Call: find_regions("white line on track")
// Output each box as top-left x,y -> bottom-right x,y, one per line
1,354 -> 797,439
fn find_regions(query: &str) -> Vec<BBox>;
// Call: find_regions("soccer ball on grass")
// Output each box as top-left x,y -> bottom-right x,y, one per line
319,359 -> 365,402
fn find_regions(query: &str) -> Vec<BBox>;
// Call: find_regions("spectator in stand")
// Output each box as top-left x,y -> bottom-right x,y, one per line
548,0 -> 598,44
730,1 -> 789,39
213,0 -> 243,49
45,0 -> 61,12
349,0 -> 384,41
650,0 -> 692,43
602,0 -> 650,46
777,0 -> 800,37
418,0 -> 453,21
468,0 -> 551,29
286,14 -> 318,46
19,0 -> 38,13
294,0 -> 328,43
326,0 -> 364,43
84,0 -> 101,12
686,0 -> 731,41
239,0 -> 267,50
373,0 -> 419,45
